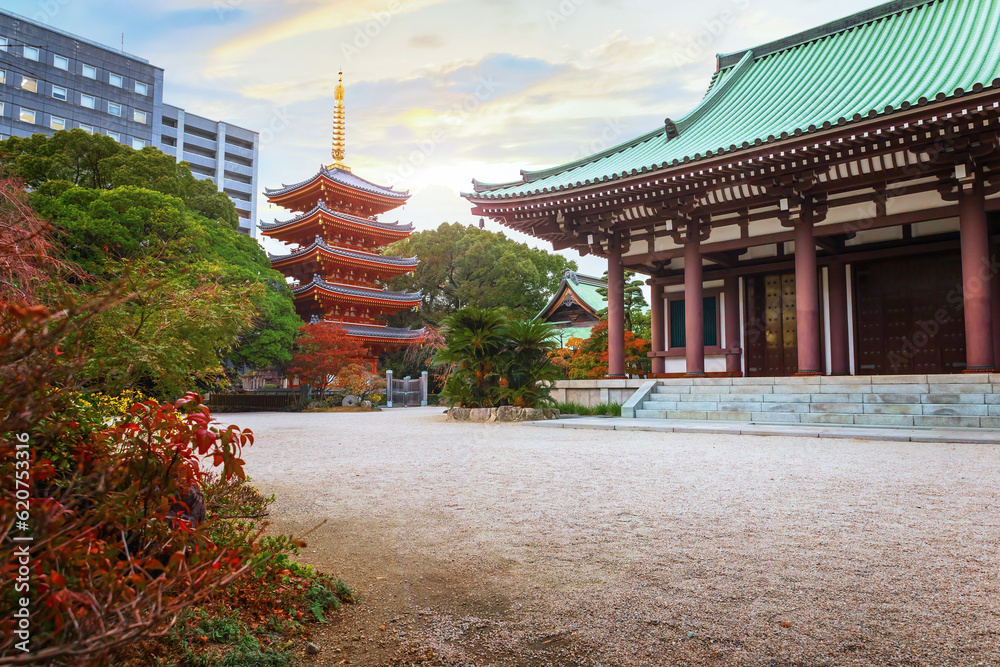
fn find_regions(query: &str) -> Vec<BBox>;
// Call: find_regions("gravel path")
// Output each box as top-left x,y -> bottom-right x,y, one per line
231,408 -> 1000,666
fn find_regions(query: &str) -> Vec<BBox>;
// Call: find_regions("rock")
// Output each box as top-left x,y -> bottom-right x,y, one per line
469,408 -> 492,423
496,406 -> 520,422
342,395 -> 360,407
307,401 -> 320,409
447,408 -> 471,422
687,631 -> 694,638
361,400 -> 372,409
306,642 -> 321,654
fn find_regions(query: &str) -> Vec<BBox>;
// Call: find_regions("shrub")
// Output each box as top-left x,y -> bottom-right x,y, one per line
436,308 -> 559,409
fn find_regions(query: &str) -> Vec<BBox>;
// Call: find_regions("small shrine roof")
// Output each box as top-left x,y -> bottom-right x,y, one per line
535,271 -> 608,321
265,165 -> 409,201
467,0 -> 1000,201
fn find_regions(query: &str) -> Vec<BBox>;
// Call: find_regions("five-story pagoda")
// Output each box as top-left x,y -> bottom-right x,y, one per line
261,73 -> 424,371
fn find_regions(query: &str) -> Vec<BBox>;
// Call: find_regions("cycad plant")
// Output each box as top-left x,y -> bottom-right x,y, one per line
436,308 -> 558,408
436,308 -> 508,408
501,320 -> 560,407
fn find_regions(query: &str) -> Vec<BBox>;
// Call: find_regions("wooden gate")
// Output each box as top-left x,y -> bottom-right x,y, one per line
745,272 -> 799,377
854,252 -> 966,375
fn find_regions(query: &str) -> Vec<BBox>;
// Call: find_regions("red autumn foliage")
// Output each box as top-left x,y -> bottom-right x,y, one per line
0,300 -> 278,665
567,319 -> 651,379
0,176 -> 75,304
285,323 -> 369,398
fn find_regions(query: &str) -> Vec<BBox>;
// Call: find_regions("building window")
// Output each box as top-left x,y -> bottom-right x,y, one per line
0,37 -> 8,52
107,131 -> 120,142
81,94 -> 95,109
108,102 -> 122,117
20,76 -> 37,93
133,109 -> 147,124
0,102 -> 5,116
19,108 -> 36,124
132,138 -> 146,150
23,46 -> 39,61
53,54 -> 69,70
135,81 -> 149,96
82,63 -> 97,79
109,73 -> 123,87
79,123 -> 94,134
50,116 -> 66,131
52,85 -> 68,101
0,70 -> 7,85
668,296 -> 720,348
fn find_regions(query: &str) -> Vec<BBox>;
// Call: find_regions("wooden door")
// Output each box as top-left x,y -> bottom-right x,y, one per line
745,273 -> 799,377
853,252 -> 966,375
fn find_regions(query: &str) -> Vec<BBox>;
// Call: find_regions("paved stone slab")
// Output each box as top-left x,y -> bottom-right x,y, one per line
865,393 -> 923,404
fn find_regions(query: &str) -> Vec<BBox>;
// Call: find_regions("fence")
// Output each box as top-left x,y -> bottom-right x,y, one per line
385,370 -> 428,407
206,393 -> 299,412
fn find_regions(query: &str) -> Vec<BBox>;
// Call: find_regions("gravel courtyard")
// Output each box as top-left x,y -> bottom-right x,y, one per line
233,408 -> 1000,666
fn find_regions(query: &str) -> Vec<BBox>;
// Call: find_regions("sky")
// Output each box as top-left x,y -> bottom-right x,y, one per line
7,0 -> 890,277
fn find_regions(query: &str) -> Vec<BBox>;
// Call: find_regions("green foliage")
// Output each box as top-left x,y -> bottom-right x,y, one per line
437,308 -> 559,408
555,401 -> 624,416
29,184 -> 298,395
384,222 -> 576,326
0,129 -> 239,227
596,269 -> 650,334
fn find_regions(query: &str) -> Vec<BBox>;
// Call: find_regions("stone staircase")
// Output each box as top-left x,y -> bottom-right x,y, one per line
626,375 -> 1000,429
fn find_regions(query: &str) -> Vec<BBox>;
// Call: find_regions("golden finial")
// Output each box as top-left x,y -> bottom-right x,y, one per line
329,71 -> 349,171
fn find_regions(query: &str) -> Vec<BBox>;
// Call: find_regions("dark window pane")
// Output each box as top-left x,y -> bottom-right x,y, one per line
669,300 -> 686,348
704,296 -> 718,347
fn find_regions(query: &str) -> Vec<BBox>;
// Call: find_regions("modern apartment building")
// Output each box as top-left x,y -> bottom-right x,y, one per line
0,9 -> 259,236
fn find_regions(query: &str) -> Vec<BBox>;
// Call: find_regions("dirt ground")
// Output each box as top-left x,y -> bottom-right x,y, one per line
230,408 -> 1000,666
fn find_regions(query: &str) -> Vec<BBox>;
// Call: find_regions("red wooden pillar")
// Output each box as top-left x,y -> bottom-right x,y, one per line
992,244 -> 1000,369
724,276 -> 741,376
650,281 -> 666,375
795,213 -> 822,375
959,182 -> 996,372
828,261 -> 851,376
607,249 -> 627,378
685,220 -> 705,376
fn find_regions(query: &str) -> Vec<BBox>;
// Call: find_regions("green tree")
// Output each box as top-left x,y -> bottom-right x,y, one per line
28,185 -> 299,395
383,223 -> 576,326
0,129 -> 239,228
596,269 -> 649,334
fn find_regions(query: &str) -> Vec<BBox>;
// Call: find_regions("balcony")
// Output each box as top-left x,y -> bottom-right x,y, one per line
182,133 -> 218,152
182,152 -> 217,171
224,161 -> 253,178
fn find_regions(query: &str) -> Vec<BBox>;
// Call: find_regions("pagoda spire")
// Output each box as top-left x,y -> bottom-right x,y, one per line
330,71 -> 349,171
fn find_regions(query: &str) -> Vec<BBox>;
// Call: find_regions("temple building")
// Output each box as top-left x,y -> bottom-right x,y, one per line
466,0 -> 1000,427
535,271 -> 608,347
262,73 -> 424,371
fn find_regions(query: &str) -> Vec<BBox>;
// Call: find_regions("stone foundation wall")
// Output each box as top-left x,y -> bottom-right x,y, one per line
549,379 -> 649,408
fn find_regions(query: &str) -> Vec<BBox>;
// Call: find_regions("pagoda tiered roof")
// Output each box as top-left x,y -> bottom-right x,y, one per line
292,275 -> 422,305
259,201 -> 414,247
265,165 -> 409,216
269,237 -> 419,284
336,321 -> 427,342
466,0 -> 1000,203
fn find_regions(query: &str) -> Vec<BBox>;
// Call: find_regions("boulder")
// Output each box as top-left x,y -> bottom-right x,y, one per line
342,395 -> 360,407
495,406 -> 521,422
361,400 -> 372,409
469,408 -> 493,423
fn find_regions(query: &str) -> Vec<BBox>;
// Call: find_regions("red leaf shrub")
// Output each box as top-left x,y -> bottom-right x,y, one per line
0,301 -> 273,666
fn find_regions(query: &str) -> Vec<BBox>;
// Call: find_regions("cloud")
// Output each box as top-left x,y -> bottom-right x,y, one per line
407,33 -> 446,49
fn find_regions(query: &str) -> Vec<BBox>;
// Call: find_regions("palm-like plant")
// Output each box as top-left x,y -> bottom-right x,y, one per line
501,320 -> 559,407
436,308 -> 508,408
437,309 -> 559,409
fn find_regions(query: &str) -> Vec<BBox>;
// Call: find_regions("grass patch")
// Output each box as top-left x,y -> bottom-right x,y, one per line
556,402 -> 623,417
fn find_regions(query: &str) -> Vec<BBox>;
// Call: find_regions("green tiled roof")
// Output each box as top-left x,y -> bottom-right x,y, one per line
468,0 -> 1000,200
535,271 -> 608,321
